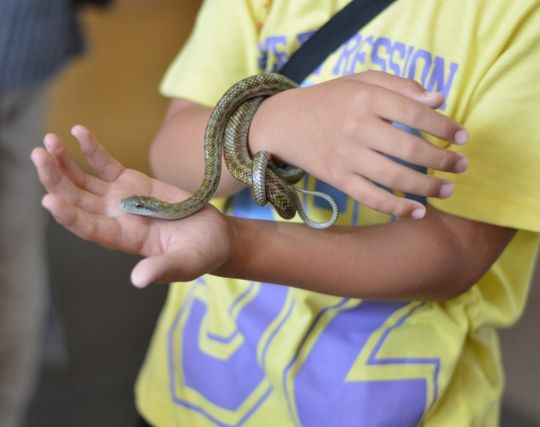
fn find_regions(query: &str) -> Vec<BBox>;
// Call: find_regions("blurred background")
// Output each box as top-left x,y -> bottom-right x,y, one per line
23,1 -> 200,425
16,0 -> 540,425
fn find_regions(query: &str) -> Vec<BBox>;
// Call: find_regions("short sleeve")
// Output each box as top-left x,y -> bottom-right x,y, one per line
429,6 -> 540,232
159,0 -> 262,107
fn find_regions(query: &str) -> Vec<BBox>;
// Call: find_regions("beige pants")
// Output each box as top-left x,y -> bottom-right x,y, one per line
0,85 -> 49,427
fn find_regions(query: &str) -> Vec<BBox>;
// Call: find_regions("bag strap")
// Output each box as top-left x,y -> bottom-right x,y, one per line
279,0 -> 396,84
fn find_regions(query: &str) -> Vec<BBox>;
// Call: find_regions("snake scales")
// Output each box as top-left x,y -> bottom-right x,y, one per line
120,73 -> 338,229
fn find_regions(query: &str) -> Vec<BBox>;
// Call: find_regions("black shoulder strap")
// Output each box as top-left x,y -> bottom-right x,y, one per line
279,0 -> 396,84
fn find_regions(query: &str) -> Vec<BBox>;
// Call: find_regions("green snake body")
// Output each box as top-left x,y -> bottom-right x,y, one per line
121,73 -> 338,228
223,96 -> 302,218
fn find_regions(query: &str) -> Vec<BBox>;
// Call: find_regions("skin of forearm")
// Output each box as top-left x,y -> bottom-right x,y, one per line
218,206 -> 515,301
149,101 -> 245,197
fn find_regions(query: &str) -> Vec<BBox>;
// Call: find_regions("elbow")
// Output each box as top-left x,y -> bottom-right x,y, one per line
420,205 -> 516,302
419,283 -> 467,303
432,280 -> 474,301
426,261 -> 487,302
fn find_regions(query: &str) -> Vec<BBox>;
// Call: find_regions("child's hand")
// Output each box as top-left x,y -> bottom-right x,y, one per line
31,125 -> 232,288
249,70 -> 468,219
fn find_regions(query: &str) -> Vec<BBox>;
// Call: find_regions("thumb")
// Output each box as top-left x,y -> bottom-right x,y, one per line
131,254 -> 183,288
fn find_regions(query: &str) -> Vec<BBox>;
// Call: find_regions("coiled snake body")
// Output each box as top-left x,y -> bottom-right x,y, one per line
120,73 -> 338,229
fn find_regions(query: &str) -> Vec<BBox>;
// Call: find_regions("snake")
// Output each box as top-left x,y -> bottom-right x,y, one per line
120,73 -> 338,229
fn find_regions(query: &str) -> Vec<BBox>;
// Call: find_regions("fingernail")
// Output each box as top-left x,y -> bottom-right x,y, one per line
454,129 -> 469,145
439,183 -> 454,198
71,124 -> 84,136
454,157 -> 468,173
43,136 -> 52,150
412,208 -> 426,219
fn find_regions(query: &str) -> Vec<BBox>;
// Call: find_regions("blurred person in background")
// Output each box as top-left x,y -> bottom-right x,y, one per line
0,1 -> 110,426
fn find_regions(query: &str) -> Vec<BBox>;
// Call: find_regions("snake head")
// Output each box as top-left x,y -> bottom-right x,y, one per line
120,195 -> 171,219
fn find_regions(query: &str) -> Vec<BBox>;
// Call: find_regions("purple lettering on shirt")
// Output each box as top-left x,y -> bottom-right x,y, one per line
258,32 -> 459,108
389,41 -> 406,76
403,45 -> 416,79
427,57 -> 459,110
371,37 -> 392,72
289,301 -> 433,427
297,30 -> 315,45
407,49 -> 433,87
258,35 -> 289,72
332,33 -> 364,76
168,283 -> 290,424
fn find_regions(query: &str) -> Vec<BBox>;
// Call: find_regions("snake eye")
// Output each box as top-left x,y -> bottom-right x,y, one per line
135,203 -> 143,208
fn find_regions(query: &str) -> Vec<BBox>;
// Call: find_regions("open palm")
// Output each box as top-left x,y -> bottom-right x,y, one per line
31,125 -> 232,287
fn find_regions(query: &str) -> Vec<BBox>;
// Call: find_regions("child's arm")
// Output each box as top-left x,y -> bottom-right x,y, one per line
31,127 -> 513,300
150,71 -> 468,219
149,99 -> 244,196
220,207 -> 515,301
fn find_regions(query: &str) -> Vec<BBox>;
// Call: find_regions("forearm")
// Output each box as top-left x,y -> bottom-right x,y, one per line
149,99 -> 244,196
219,206 -> 514,301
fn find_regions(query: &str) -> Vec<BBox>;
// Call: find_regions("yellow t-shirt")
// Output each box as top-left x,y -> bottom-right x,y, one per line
136,1 -> 540,426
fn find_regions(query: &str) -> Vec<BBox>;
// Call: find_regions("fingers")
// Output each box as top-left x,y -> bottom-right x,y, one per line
43,133 -> 106,195
337,174 -> 426,219
31,147 -> 105,214
370,88 -> 466,145
365,122 -> 468,174
41,193 -> 122,249
353,149 -> 454,199
71,125 -> 124,182
356,70 -> 444,108
375,93 -> 467,145
355,71 -> 468,145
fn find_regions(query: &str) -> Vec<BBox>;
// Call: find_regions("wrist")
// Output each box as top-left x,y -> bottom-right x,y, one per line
214,216 -> 283,282
214,216 -> 251,279
248,89 -> 294,164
